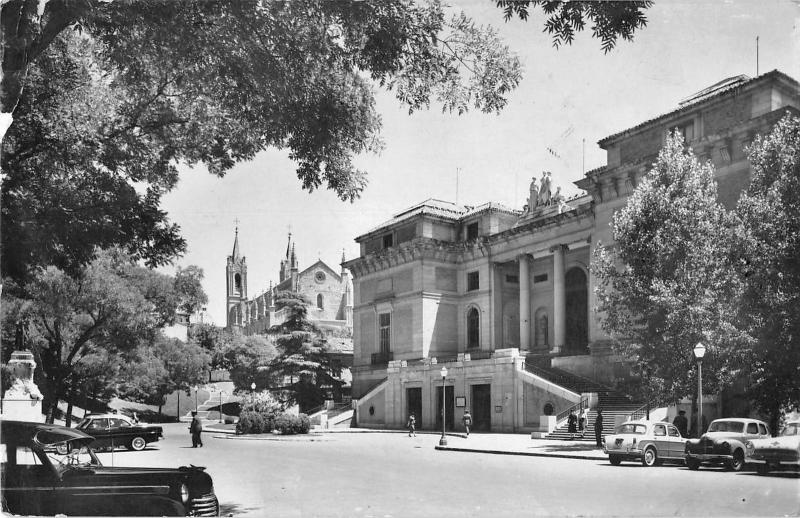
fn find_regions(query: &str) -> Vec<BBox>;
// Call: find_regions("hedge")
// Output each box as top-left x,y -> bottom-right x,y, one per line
236,411 -> 310,435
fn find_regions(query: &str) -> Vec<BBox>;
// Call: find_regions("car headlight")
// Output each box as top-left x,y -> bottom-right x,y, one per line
180,483 -> 190,504
720,441 -> 729,452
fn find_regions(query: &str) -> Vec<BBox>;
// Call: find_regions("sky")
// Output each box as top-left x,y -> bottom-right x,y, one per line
159,0 -> 800,325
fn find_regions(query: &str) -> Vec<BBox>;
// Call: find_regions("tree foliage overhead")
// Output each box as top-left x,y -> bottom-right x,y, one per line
497,0 -> 653,53
1,0 -> 523,282
735,115 -> 800,432
592,133 -> 750,401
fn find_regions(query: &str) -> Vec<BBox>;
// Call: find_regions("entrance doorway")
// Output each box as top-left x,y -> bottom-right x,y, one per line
406,387 -> 422,429
435,385 -> 455,431
471,384 -> 491,431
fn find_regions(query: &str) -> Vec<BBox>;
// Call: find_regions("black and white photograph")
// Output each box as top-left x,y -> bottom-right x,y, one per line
1,0 -> 799,516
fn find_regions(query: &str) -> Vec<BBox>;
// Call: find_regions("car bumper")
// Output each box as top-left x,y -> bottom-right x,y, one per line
603,446 -> 642,459
686,452 -> 732,463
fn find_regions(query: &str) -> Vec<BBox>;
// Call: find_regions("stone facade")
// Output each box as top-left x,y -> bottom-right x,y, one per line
344,71 -> 800,432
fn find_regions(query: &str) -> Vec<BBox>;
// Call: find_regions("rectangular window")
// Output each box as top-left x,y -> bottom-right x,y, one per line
505,274 -> 519,284
466,222 -> 479,241
379,313 -> 391,353
671,121 -> 695,143
382,233 -> 393,249
467,271 -> 480,291
533,274 -> 548,283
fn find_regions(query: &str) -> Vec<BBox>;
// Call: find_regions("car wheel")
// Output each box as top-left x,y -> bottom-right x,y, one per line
609,455 -> 622,466
727,450 -> 744,472
642,447 -> 658,467
686,458 -> 700,470
756,463 -> 770,476
129,436 -> 147,451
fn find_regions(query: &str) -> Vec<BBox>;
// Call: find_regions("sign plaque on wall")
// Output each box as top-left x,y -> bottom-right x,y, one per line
495,406 -> 503,413
455,397 -> 466,407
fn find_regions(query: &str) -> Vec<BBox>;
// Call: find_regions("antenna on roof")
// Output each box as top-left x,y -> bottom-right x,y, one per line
756,35 -> 759,76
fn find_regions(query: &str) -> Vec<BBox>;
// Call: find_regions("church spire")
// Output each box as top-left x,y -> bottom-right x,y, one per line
232,224 -> 241,260
285,232 -> 292,260
290,243 -> 297,269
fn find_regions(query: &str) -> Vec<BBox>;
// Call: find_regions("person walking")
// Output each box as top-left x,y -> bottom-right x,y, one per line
462,410 -> 473,437
673,410 -> 689,438
594,409 -> 604,448
407,413 -> 416,437
579,408 -> 588,438
189,411 -> 204,448
567,410 -> 578,440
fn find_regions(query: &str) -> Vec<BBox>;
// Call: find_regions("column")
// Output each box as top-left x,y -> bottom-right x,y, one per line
552,245 -> 565,354
518,254 -> 530,351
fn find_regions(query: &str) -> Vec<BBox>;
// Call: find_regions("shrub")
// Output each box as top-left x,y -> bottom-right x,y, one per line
236,411 -> 265,434
274,413 -> 311,435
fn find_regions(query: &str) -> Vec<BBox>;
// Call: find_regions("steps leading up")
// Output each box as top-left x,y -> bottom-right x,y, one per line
545,393 -> 643,442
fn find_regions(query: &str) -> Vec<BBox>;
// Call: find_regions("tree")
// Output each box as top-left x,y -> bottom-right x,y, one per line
592,133 -> 750,403
221,334 -> 278,392
496,0 -> 653,53
735,115 -> 800,433
0,248 -> 188,422
120,336 -> 210,416
2,0 -> 522,282
174,266 -> 208,316
267,291 -> 343,412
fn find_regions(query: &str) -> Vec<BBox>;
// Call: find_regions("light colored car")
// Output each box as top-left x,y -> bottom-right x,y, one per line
684,418 -> 770,471
603,420 -> 687,467
746,421 -> 800,475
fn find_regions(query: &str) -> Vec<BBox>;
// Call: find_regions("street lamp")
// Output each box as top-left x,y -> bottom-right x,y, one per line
439,366 -> 448,447
219,390 -> 226,424
693,342 -> 706,437
250,382 -> 256,404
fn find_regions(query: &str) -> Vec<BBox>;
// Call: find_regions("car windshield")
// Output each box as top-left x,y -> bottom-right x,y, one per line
615,423 -> 646,435
781,423 -> 799,436
46,442 -> 101,473
708,421 -> 744,433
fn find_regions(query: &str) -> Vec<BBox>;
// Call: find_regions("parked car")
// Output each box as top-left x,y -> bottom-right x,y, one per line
75,413 -> 163,451
603,420 -> 688,467
684,417 -> 770,471
1,420 -> 218,516
746,420 -> 800,475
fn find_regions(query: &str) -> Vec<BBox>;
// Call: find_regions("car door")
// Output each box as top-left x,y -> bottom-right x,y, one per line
652,423 -> 668,455
666,424 -> 684,458
84,418 -> 110,448
107,417 -> 131,448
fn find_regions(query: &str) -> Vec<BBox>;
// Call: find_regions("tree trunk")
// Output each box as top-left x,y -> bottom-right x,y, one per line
158,402 -> 163,416
65,399 -> 73,427
769,407 -> 780,437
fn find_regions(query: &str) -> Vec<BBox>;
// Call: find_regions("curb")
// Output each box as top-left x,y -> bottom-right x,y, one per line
434,445 -> 606,461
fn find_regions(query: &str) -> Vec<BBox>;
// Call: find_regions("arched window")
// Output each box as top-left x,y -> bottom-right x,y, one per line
317,294 -> 324,309
234,273 -> 242,294
467,307 -> 480,349
565,267 -> 589,354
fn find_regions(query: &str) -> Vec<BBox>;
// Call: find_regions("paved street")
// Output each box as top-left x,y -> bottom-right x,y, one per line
96,423 -> 799,517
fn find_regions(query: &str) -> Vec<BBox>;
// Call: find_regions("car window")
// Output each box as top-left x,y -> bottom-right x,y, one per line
668,426 -> 680,437
782,423 -> 799,436
653,424 -> 666,436
16,446 -> 41,466
758,424 -> 767,435
109,418 -> 128,428
708,421 -> 744,433
615,424 -> 647,435
87,419 -> 108,430
747,423 -> 758,434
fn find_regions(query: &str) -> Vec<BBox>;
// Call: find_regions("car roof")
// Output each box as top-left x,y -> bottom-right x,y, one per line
710,418 -> 765,423
1,420 -> 94,445
82,413 -> 131,419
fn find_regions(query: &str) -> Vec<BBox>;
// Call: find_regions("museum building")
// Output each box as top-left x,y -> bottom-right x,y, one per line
343,71 -> 799,433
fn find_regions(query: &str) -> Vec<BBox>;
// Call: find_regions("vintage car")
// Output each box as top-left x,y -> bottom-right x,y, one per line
76,413 -> 163,451
603,420 -> 688,467
1,420 -> 219,516
746,420 -> 800,475
684,417 -> 770,471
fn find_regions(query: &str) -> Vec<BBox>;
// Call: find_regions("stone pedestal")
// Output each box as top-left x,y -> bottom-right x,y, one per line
1,350 -> 44,422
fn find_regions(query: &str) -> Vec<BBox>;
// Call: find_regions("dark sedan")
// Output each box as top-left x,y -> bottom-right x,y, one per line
1,420 -> 218,516
76,413 -> 163,451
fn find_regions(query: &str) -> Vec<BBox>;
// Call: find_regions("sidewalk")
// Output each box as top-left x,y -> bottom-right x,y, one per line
203,423 -> 608,461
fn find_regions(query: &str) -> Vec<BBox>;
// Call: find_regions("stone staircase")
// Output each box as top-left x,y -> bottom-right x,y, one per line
545,392 -> 643,442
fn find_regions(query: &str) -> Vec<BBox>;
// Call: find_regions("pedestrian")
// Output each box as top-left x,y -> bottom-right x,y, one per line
673,410 -> 689,438
407,413 -> 416,437
579,409 -> 587,438
462,410 -> 472,437
567,410 -> 578,440
132,411 -> 139,424
189,411 -> 204,448
594,409 -> 604,448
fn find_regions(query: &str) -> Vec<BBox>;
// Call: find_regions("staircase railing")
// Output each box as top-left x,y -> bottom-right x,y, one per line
556,397 -> 590,423
626,395 -> 672,421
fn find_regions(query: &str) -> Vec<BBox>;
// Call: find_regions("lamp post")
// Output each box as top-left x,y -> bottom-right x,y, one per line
219,390 -> 225,424
195,387 -> 198,411
250,382 -> 256,404
693,342 -> 706,437
439,366 -> 448,446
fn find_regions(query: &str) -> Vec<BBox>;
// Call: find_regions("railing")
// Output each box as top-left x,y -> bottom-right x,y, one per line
434,355 -> 459,363
627,395 -> 672,421
467,350 -> 493,360
371,351 -> 393,365
556,397 -> 590,423
525,363 -> 578,389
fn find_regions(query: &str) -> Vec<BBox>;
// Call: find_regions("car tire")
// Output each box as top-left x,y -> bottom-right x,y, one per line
129,436 -> 147,451
686,458 -> 700,470
642,447 -> 657,467
756,463 -> 770,476
609,455 -> 622,466
726,450 -> 745,472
